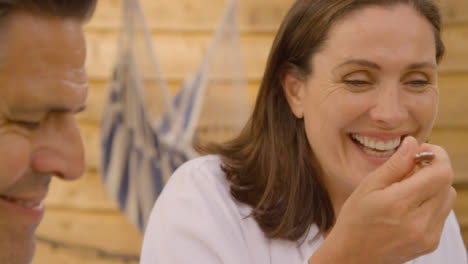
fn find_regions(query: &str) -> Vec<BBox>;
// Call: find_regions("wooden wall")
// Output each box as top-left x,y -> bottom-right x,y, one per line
33,0 -> 468,263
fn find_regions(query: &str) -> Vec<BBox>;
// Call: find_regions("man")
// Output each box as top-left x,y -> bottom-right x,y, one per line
0,1 -> 96,263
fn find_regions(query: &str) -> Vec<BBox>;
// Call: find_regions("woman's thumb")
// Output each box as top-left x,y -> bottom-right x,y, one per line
366,136 -> 419,190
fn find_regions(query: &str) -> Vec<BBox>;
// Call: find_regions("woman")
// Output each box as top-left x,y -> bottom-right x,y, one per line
140,0 -> 467,263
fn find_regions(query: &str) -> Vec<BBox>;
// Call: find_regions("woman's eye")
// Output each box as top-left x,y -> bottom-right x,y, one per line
343,80 -> 373,92
407,80 -> 429,86
344,80 -> 371,85
405,79 -> 431,92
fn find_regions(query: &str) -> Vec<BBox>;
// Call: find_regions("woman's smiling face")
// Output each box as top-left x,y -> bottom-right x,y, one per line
284,4 -> 439,205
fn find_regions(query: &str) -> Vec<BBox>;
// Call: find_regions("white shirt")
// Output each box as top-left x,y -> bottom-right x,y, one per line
141,155 -> 467,264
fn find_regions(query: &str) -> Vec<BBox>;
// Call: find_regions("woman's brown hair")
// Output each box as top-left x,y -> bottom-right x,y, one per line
199,0 -> 445,241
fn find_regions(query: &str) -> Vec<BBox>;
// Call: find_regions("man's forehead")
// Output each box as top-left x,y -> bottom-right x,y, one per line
0,10 -> 89,119
0,10 -> 86,68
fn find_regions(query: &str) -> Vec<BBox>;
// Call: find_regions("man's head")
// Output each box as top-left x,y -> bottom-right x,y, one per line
0,1 -> 96,263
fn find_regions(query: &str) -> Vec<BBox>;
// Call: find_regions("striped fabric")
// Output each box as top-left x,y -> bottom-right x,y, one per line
101,51 -> 191,231
100,0 -> 246,232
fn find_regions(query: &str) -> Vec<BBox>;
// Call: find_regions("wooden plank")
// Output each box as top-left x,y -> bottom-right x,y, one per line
35,209 -> 142,255
436,73 -> 468,128
87,0 -> 293,32
455,187 -> 468,227
86,0 -> 467,33
438,0 -> 468,25
78,80 -> 181,123
80,122 -> 101,171
79,80 -> 260,123
44,171 -> 116,210
78,80 -> 107,123
455,186 -> 468,252
439,25 -> 468,73
34,242 -> 138,264
430,128 -> 468,183
85,31 -> 273,81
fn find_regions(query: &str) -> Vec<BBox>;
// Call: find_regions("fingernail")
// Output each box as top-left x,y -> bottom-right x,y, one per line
399,137 -> 409,156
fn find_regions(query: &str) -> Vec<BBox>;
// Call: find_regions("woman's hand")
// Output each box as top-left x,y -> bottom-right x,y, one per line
309,136 -> 456,264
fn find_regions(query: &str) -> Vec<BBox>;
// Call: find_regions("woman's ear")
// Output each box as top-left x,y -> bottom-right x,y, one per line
282,73 -> 306,119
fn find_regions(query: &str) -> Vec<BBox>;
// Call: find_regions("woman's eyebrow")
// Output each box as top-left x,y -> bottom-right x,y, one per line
333,60 -> 437,73
334,59 -> 381,72
405,62 -> 437,71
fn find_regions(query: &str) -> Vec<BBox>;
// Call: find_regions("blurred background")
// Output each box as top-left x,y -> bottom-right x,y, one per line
33,0 -> 468,263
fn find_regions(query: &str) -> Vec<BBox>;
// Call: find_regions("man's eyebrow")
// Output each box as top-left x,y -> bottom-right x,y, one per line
49,105 -> 87,114
10,105 -> 87,115
335,59 -> 381,71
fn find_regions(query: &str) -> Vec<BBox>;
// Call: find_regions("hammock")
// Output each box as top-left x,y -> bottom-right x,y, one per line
100,0 -> 248,231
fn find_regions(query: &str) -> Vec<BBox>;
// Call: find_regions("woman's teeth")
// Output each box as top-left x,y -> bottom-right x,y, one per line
351,134 -> 401,157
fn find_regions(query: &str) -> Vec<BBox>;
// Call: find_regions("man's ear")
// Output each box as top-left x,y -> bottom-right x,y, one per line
282,72 -> 306,119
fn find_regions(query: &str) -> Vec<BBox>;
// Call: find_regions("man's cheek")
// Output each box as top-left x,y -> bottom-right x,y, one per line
0,137 -> 30,190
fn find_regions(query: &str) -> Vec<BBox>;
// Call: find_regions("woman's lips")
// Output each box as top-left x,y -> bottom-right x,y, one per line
349,133 -> 407,160
0,195 -> 44,207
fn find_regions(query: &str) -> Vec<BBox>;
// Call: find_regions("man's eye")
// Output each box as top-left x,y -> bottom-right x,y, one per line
10,120 -> 41,130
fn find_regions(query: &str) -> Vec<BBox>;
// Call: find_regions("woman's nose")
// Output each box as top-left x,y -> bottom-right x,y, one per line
369,85 -> 409,129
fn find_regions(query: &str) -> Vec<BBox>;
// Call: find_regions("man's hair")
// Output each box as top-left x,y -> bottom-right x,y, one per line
0,0 -> 97,22
199,0 -> 444,241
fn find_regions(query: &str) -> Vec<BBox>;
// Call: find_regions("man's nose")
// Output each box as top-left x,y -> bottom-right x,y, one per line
369,84 -> 409,129
30,114 -> 85,180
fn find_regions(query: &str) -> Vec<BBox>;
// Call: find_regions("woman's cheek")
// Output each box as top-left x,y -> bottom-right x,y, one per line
408,92 -> 438,140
